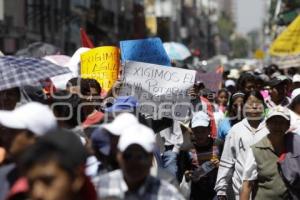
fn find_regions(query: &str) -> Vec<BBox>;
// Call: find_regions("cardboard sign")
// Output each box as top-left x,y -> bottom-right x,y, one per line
120,37 -> 171,66
196,71 -> 222,92
269,15 -> 300,56
120,61 -> 196,120
81,46 -> 120,91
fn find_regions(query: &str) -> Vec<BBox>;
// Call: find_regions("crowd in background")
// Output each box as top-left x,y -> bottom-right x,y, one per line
0,58 -> 300,200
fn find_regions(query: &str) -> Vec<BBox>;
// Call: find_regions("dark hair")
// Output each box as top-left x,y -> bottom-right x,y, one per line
80,78 -> 102,96
218,88 -> 229,96
255,75 -> 266,89
51,90 -> 81,127
289,95 -> 300,111
227,91 -> 244,117
268,64 -> 279,71
0,87 -> 21,110
20,130 -> 87,178
236,73 -> 257,92
288,67 -> 298,77
265,64 -> 279,75
66,77 -> 81,88
243,90 -> 266,108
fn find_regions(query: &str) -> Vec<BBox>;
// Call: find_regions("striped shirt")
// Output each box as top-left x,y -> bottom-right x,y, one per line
93,169 -> 184,200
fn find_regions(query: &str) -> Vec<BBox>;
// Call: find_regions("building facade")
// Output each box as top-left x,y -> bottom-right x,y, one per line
0,0 -> 224,59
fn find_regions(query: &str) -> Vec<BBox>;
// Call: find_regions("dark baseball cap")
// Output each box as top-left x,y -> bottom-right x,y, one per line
268,75 -> 289,87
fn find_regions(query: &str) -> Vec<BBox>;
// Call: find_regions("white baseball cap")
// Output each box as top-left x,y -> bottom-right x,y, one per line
266,106 -> 290,121
291,88 -> 300,101
191,111 -> 210,128
228,69 -> 240,79
225,80 -> 236,88
0,102 -> 57,136
118,123 -> 155,153
293,74 -> 300,83
102,113 -> 139,136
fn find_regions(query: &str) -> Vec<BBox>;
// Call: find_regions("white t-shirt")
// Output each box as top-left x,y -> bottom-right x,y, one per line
215,118 -> 269,196
289,110 -> 300,132
243,149 -> 258,181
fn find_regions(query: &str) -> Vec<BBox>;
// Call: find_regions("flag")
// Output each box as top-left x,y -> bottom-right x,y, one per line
269,15 -> 300,56
80,28 -> 94,48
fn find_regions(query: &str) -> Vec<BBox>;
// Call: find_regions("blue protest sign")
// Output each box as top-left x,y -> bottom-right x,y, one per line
120,37 -> 171,66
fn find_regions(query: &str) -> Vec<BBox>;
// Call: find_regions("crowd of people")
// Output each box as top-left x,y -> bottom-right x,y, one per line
0,57 -> 300,200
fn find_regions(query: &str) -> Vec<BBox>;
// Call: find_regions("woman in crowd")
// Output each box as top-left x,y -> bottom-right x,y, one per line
216,89 -> 229,114
79,78 -> 104,131
217,92 -> 245,142
216,91 -> 245,200
236,73 -> 257,94
215,91 -> 269,200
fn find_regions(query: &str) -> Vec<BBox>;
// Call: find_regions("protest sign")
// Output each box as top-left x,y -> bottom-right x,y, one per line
120,37 -> 171,66
120,61 -> 196,120
81,46 -> 119,91
196,71 -> 222,92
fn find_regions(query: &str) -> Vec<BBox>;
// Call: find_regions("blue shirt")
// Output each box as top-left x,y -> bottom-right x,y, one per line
218,118 -> 232,140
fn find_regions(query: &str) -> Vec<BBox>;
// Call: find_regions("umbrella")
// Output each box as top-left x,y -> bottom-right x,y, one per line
163,42 -> 191,61
0,56 -> 71,91
44,48 -> 90,89
43,55 -> 71,66
15,42 -> 61,58
43,55 -> 72,90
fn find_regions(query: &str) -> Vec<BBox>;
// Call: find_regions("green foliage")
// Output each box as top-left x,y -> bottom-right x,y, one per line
217,12 -> 235,40
282,0 -> 300,8
231,37 -> 249,58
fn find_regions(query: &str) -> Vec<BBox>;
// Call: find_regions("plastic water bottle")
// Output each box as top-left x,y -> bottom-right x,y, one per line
191,161 -> 216,182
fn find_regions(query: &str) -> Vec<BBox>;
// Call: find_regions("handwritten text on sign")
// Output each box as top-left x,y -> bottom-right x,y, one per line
120,61 -> 196,119
81,46 -> 120,91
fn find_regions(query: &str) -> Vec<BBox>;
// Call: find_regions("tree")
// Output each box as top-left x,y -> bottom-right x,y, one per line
217,12 -> 235,41
231,36 -> 249,58
216,12 -> 235,56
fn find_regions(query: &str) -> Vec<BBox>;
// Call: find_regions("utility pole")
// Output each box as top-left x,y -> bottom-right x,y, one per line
40,0 -> 45,41
50,0 -> 55,44
114,1 -> 119,41
94,0 -> 100,44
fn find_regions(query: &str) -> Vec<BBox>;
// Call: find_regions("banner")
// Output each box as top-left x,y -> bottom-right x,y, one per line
120,61 -> 196,120
80,46 -> 119,91
269,15 -> 300,56
120,37 -> 171,66
196,71 -> 222,92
